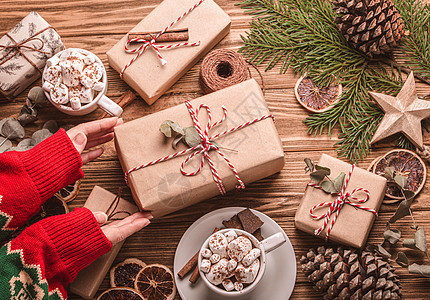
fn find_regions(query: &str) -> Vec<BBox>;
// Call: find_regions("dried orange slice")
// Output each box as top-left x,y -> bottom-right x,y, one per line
55,179 -> 81,203
29,196 -> 69,225
373,149 -> 426,200
295,75 -> 342,113
134,264 -> 176,300
110,258 -> 147,288
97,287 -> 144,300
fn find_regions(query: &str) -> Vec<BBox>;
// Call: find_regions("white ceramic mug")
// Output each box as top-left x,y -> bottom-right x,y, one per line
198,228 -> 286,297
42,48 -> 123,117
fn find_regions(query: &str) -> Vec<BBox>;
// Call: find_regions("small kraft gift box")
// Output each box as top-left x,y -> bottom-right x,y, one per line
295,154 -> 387,249
69,186 -> 138,299
107,0 -> 231,105
0,12 -> 64,99
114,79 -> 285,217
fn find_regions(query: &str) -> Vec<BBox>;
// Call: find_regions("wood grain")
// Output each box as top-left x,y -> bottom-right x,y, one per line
1,1 -> 430,299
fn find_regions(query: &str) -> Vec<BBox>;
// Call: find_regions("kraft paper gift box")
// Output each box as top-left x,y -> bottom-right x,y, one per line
107,0 -> 231,105
114,79 -> 285,217
69,186 -> 138,299
0,12 -> 64,99
295,154 -> 387,249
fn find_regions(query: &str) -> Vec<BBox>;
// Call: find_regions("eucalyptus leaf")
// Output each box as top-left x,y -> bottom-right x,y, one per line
304,158 -> 314,173
383,167 -> 395,180
17,138 -> 34,148
403,189 -> 416,201
43,120 -> 59,134
384,228 -> 401,244
320,180 -> 337,194
32,129 -> 53,145
403,238 -> 418,250
17,113 -> 38,126
396,252 -> 409,267
159,120 -> 184,138
183,127 -> 201,148
415,227 -> 428,254
377,244 -> 392,259
315,165 -> 331,175
0,137 -> 12,153
310,169 -> 330,183
333,172 -> 346,192
389,199 -> 412,224
0,118 -> 12,134
28,86 -> 48,106
172,135 -> 184,149
394,175 -> 408,190
409,263 -> 430,277
2,119 -> 25,140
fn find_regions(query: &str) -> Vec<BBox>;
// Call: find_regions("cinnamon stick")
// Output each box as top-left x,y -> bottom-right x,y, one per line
97,90 -> 136,119
177,227 -> 219,279
189,265 -> 200,283
128,28 -> 189,42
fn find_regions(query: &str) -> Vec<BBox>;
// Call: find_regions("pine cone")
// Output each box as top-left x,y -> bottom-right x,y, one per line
333,0 -> 407,57
300,246 -> 402,299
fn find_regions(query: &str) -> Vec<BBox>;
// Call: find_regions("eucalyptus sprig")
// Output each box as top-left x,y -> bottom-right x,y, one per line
304,158 -> 345,194
367,167 -> 430,277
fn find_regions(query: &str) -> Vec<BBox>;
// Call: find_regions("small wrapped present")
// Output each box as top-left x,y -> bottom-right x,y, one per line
69,186 -> 138,299
114,79 -> 285,217
295,154 -> 387,249
107,0 -> 231,105
0,12 -> 64,99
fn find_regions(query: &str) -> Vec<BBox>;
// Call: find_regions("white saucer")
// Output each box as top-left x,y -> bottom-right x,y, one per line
173,207 -> 296,300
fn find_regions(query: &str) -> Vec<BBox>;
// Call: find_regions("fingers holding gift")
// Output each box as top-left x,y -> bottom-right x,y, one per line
101,212 -> 152,244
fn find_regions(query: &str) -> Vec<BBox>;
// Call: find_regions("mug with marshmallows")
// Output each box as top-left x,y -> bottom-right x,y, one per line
42,48 -> 123,117
198,228 -> 286,297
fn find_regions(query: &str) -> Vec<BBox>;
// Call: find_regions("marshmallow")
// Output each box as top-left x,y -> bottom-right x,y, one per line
222,279 -> 235,291
60,49 -> 85,65
210,254 -> 221,264
81,75 -> 95,89
209,233 -> 228,258
59,49 -> 71,61
200,259 -> 211,273
70,97 -> 81,110
93,81 -> 105,92
42,81 -> 54,92
69,84 -> 94,104
227,259 -> 238,273
46,55 -> 60,68
235,259 -> 260,284
242,248 -> 261,267
83,62 -> 103,82
224,230 -> 238,243
84,54 -> 96,65
234,282 -> 244,292
61,60 -> 84,87
201,248 -> 212,259
50,83 -> 69,104
227,236 -> 253,262
43,66 -> 62,84
205,258 -> 229,286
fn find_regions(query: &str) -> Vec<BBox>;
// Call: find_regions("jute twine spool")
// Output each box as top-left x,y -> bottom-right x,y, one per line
199,49 -> 264,94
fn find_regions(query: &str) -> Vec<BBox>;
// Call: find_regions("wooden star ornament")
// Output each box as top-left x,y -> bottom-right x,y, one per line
370,72 -> 430,151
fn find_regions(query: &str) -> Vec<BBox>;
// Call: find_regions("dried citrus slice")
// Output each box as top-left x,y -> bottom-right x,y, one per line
97,287 -> 144,300
373,149 -> 426,200
134,264 -> 176,300
295,75 -> 342,113
28,196 -> 69,225
110,258 -> 147,288
55,179 -> 81,203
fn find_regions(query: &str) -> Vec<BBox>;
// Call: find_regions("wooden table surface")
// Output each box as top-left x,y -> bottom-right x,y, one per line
1,1 -> 430,299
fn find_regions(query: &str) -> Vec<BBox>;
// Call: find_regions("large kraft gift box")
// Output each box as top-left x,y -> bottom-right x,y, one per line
69,186 -> 138,299
0,12 -> 64,99
115,79 -> 285,217
107,0 -> 231,105
295,154 -> 387,249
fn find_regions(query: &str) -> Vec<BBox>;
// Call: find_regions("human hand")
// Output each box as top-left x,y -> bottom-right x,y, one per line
67,117 -> 123,164
93,211 -> 152,244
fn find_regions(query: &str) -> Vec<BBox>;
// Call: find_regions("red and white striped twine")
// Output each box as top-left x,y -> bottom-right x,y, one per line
120,0 -> 205,78
125,100 -> 274,195
308,164 -> 377,240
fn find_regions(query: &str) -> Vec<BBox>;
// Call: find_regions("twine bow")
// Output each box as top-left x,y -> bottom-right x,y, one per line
125,100 -> 274,195
308,165 -> 377,240
0,27 -> 53,74
120,0 -> 204,78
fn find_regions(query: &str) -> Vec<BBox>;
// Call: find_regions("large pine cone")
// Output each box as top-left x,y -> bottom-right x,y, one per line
300,246 -> 402,299
333,0 -> 407,57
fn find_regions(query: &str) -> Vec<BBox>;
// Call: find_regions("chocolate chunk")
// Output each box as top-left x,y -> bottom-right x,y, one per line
237,208 -> 264,234
222,214 -> 243,230
253,228 -> 264,241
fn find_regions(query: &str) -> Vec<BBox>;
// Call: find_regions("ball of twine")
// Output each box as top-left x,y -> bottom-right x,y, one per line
199,49 -> 250,94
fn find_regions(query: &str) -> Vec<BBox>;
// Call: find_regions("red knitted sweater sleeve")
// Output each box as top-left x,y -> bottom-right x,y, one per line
0,129 -> 83,241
